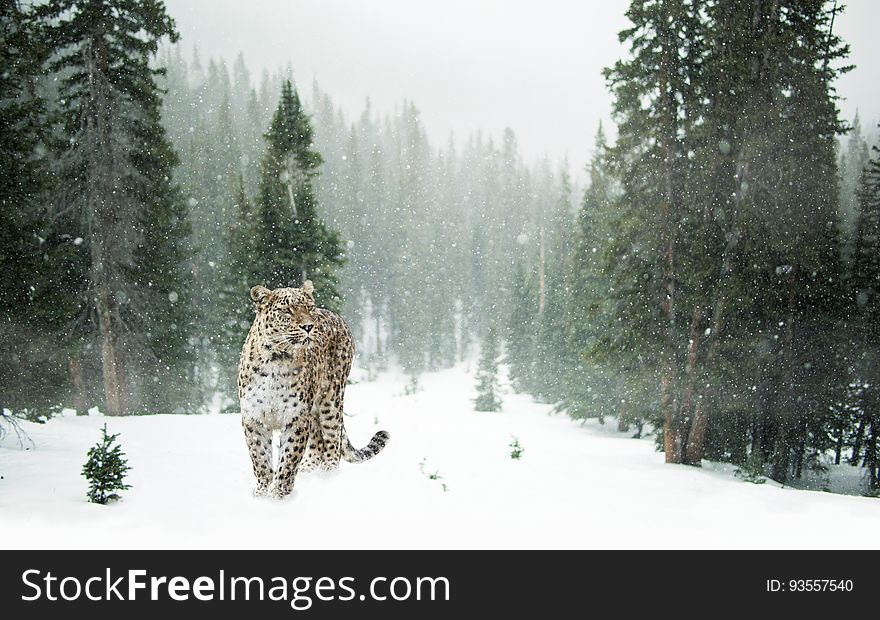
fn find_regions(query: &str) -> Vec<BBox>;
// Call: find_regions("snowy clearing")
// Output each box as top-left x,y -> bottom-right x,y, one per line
1,363 -> 877,550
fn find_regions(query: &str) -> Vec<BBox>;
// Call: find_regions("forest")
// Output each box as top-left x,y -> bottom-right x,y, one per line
1,0 -> 879,496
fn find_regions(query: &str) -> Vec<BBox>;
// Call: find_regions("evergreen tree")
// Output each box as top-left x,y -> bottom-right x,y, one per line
533,163 -> 574,403
839,112 -> 870,263
474,324 -> 503,412
849,131 -> 880,492
602,0 -> 707,461
127,137 -> 196,414
506,263 -> 536,393
82,423 -> 131,504
387,101 -> 434,386
0,0 -> 67,416
254,80 -> 344,310
598,0 -> 850,477
559,123 -> 636,424
36,0 -> 183,416
215,174 -> 259,407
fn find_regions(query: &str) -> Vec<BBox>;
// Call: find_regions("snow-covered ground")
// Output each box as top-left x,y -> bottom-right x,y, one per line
1,363 -> 877,549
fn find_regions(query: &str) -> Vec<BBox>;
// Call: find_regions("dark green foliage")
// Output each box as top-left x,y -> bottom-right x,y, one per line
509,436 -> 524,460
474,324 -> 502,412
213,175 -> 259,407
848,132 -> 880,492
35,0 -> 189,416
126,59 -> 196,415
735,449 -> 767,485
0,0 -> 70,416
0,1 -> 47,308
557,124 -> 638,423
570,0 -> 854,483
254,81 -> 345,310
82,423 -> 132,504
506,263 -> 537,394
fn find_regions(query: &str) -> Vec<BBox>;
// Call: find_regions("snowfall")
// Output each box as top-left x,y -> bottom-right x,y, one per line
1,362 -> 877,550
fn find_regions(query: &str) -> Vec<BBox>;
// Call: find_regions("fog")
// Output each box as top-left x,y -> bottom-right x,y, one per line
165,0 -> 880,171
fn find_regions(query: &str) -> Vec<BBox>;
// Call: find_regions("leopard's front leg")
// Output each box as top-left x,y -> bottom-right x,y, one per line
269,416 -> 310,499
298,414 -> 325,473
242,417 -> 273,496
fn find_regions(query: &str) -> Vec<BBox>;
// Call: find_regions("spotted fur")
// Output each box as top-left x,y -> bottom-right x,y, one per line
238,280 -> 390,499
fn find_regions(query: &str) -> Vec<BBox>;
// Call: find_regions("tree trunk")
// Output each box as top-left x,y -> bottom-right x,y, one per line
794,416 -> 808,479
866,389 -> 879,490
686,399 -> 712,467
617,402 -> 630,433
538,225 -> 546,317
771,270 -> 797,482
375,312 -> 382,357
867,418 -> 878,491
86,35 -> 128,416
661,369 -> 678,462
679,305 -> 703,463
685,309 -> 718,464
69,353 -> 87,416
97,285 -> 127,416
658,30 -> 681,465
851,416 -> 866,465
834,425 -> 843,465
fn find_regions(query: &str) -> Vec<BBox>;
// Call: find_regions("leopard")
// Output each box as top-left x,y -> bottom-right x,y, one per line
237,280 -> 389,499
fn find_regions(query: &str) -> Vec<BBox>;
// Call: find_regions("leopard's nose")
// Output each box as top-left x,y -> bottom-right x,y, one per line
301,323 -> 313,333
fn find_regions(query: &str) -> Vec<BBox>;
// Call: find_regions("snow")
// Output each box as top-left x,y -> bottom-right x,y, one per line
1,363 -> 877,550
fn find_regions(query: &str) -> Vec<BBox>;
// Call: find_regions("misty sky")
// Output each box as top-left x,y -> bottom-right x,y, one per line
164,0 -> 880,173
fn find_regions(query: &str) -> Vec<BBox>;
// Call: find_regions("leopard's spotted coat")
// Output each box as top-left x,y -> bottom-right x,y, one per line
238,281 -> 389,499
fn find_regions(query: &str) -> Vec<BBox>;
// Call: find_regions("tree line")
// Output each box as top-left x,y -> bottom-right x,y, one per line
505,0 -> 880,493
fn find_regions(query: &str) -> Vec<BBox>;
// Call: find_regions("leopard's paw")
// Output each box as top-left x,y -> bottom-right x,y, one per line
268,482 -> 293,500
320,461 -> 339,472
253,483 -> 269,498
298,461 -> 319,473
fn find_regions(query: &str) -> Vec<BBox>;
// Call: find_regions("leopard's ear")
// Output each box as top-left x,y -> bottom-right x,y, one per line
250,285 -> 270,304
302,280 -> 314,297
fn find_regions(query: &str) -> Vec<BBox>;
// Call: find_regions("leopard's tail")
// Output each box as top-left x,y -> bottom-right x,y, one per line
342,429 -> 390,463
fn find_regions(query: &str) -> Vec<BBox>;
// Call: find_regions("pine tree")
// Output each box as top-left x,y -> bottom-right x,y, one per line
506,263 -> 536,393
602,0 -> 707,461
82,423 -> 132,504
127,140 -> 196,414
474,324 -> 503,412
386,101 -> 434,385
37,0 -> 182,416
533,163 -> 574,403
0,0 -> 67,417
559,123 -> 634,424
0,1 -> 48,314
254,80 -> 344,310
840,112 -> 870,263
215,174 -> 259,407
850,131 -> 880,492
600,0 -> 851,476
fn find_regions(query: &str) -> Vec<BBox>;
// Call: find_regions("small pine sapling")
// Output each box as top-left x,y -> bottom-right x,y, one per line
509,436 -> 524,460
419,457 -> 449,492
735,448 -> 766,485
82,424 -> 132,504
474,325 -> 502,412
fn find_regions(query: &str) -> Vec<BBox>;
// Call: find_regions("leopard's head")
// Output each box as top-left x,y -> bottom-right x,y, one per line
250,280 -> 317,353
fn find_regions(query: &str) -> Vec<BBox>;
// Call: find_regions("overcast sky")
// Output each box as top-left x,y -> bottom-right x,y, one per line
164,0 -> 880,173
